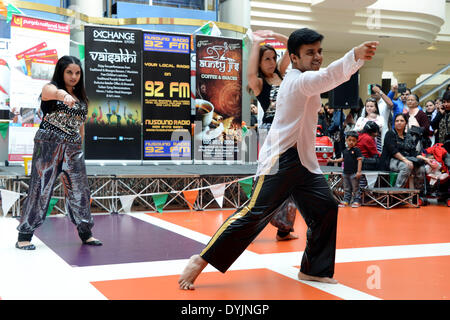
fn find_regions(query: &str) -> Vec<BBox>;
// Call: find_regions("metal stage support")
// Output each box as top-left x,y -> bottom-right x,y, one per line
0,164 -> 256,216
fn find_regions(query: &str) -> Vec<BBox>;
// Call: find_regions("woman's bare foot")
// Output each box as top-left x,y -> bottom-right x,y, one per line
178,255 -> 208,290
298,271 -> 338,284
17,241 -> 32,247
276,232 -> 299,241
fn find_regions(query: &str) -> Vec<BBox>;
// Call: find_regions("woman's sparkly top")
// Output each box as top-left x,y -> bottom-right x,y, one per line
41,101 -> 87,143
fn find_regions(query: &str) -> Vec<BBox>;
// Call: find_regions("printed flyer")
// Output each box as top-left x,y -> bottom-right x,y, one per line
142,32 -> 191,161
8,15 -> 70,162
84,25 -> 142,160
194,35 -> 242,162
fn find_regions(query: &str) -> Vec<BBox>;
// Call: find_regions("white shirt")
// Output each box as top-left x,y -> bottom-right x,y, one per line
256,49 -> 364,176
360,98 -> 390,144
377,98 -> 390,143
354,114 -> 384,132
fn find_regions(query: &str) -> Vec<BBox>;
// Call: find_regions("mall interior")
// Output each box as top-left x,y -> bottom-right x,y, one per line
0,0 -> 449,302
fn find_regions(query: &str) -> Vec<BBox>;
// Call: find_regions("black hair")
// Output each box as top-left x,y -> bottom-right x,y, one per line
370,84 -> 382,95
51,55 -> 88,104
362,121 -> 380,134
443,90 -> 450,102
258,44 -> 283,79
394,112 -> 408,123
345,130 -> 359,139
287,28 -> 324,58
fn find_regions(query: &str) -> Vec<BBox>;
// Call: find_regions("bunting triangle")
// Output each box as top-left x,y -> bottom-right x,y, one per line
1,189 -> 20,217
364,172 -> 379,189
6,3 -> 23,23
119,195 -> 136,213
78,44 -> 85,61
46,197 -> 58,216
152,193 -> 168,213
210,183 -> 225,208
183,190 -> 198,211
389,172 -> 398,187
239,177 -> 253,199
197,21 -> 221,36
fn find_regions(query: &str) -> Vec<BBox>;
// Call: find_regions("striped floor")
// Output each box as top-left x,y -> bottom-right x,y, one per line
0,204 -> 449,301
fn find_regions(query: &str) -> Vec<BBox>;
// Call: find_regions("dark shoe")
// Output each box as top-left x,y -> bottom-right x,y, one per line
15,242 -> 36,250
82,239 -> 103,246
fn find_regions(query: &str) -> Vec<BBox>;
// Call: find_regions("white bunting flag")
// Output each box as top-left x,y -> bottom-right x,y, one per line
364,172 -> 379,189
210,184 -> 225,208
1,189 -> 21,217
119,195 -> 136,213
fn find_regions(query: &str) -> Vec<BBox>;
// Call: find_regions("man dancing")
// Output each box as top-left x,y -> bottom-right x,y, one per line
179,28 -> 378,289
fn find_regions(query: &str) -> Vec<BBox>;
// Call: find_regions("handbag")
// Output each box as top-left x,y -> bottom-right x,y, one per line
362,156 -> 380,171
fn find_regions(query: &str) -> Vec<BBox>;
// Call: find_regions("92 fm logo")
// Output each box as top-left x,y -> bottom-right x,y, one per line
144,81 -> 189,98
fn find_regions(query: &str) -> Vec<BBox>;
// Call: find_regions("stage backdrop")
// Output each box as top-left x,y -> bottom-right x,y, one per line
84,25 -> 142,160
8,15 -> 70,162
194,35 -> 242,162
142,32 -> 192,161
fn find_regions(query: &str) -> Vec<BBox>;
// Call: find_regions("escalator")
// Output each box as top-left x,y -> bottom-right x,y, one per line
411,63 -> 449,102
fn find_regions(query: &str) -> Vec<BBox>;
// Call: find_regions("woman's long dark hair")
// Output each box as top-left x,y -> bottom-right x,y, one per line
51,55 -> 88,104
258,44 -> 283,80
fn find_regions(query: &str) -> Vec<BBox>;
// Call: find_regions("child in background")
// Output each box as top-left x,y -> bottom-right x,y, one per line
425,153 -> 449,186
328,131 -> 363,207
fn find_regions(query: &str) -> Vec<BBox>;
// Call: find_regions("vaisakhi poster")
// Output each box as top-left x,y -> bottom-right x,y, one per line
8,15 -> 70,162
142,32 -> 192,161
84,25 -> 142,161
194,35 -> 242,162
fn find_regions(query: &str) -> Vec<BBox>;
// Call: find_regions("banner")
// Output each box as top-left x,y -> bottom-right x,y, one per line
142,32 -> 191,161
0,38 -> 10,118
84,25 -> 142,160
8,15 -> 70,162
194,35 -> 242,162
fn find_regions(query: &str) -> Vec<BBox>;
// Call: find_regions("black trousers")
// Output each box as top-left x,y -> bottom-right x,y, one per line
200,148 -> 339,277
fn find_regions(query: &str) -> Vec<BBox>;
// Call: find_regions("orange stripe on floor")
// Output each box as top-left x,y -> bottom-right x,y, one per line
333,255 -> 450,300
91,268 -> 341,300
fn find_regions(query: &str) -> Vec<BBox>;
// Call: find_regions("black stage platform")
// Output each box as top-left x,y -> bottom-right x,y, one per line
0,163 -> 258,178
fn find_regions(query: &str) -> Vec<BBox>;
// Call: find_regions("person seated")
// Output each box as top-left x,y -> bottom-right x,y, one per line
357,121 -> 381,171
354,98 -> 384,152
406,94 -> 431,150
379,113 -> 427,204
424,154 -> 448,186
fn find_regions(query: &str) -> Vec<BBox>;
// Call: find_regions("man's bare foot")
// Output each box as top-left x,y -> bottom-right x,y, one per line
298,271 -> 338,284
276,232 -> 299,241
178,255 -> 208,290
